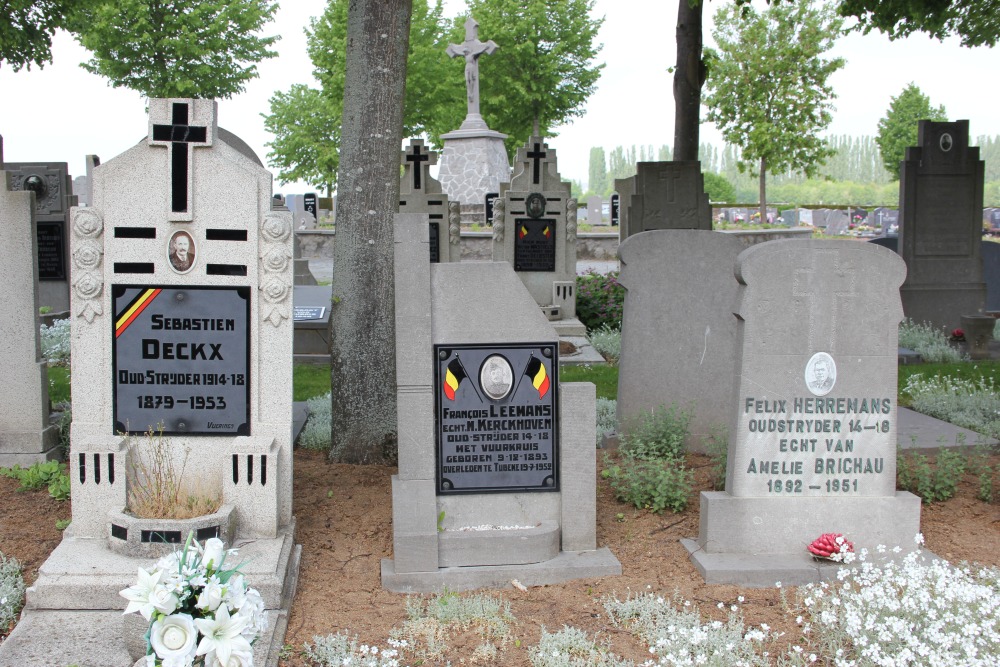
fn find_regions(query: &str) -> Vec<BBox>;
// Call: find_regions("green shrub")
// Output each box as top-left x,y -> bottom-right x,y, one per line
1,460 -> 70,500
619,404 -> 691,461
576,271 -> 624,332
602,456 -> 692,513
897,449 -> 967,504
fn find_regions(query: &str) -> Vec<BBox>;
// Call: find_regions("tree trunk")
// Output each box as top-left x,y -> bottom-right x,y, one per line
759,156 -> 767,226
673,0 -> 704,161
329,0 -> 412,463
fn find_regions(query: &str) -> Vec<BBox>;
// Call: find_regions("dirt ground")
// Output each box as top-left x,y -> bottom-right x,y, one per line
0,449 -> 997,665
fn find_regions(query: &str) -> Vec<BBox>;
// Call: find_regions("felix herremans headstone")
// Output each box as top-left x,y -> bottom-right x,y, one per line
686,239 -> 922,586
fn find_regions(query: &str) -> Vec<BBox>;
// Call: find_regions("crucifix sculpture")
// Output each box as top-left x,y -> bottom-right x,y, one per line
446,17 -> 498,121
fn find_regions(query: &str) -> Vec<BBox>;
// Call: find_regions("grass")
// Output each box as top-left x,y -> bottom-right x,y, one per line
293,364 -> 333,401
559,364 -> 618,400
48,366 -> 71,405
897,360 -> 1000,405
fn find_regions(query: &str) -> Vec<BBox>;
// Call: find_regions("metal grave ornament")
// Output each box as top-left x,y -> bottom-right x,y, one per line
112,285 -> 250,435
436,343 -> 558,493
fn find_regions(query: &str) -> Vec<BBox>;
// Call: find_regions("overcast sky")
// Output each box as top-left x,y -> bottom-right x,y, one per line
0,0 -> 997,193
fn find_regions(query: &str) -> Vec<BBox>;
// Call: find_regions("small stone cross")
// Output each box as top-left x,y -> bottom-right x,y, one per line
402,140 -> 436,192
150,100 -> 212,220
446,17 -> 498,119
527,142 -> 547,185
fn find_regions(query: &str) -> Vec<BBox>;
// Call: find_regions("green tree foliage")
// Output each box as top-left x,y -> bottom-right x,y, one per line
876,83 -> 947,180
1,0 -> 87,71
588,146 -> 608,196
73,0 -> 278,98
976,135 -> 1000,182
819,135 -> 889,183
264,0 -> 456,190
704,0 -> 844,222
462,0 -> 604,156
703,172 -> 735,203
839,0 -> 1000,47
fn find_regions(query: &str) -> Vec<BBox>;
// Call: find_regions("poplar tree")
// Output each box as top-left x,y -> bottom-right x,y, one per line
876,83 -> 947,180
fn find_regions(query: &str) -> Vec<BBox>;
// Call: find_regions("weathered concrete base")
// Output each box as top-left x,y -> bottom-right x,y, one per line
900,282 -> 987,334
683,538 -> 942,588
438,521 -> 560,567
0,424 -> 60,466
381,547 -> 621,593
0,526 -> 300,667
559,335 -> 606,366
687,491 -> 922,587
550,317 -> 586,337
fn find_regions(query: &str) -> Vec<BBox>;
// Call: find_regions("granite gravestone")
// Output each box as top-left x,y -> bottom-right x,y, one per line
399,138 -> 460,263
898,121 -> 986,331
622,162 -> 711,240
438,17 -> 511,206
492,134 -> 582,334
0,138 -> 60,465
0,100 -> 300,667
381,213 -> 619,591
614,178 -> 634,238
982,241 -> 1000,312
684,239 -> 921,587
6,161 -> 77,311
586,195 -> 604,225
617,230 -> 743,453
825,209 -> 850,236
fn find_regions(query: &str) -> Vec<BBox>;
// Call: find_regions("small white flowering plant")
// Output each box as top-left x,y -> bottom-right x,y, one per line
120,533 -> 267,667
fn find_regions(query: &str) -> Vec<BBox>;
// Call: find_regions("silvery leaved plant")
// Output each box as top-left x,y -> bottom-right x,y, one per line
120,534 -> 267,667
903,372 -> 1000,439
788,535 -> 1000,666
40,318 -> 72,364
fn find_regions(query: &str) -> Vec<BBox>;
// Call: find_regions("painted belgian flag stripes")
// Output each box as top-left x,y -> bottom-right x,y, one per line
443,358 -> 468,401
523,355 -> 550,399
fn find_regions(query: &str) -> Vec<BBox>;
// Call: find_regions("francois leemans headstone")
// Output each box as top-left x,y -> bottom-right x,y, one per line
686,239 -> 922,586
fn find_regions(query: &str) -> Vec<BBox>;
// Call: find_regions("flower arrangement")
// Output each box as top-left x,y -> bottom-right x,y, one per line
807,532 -> 854,560
950,327 -> 966,342
120,533 -> 267,667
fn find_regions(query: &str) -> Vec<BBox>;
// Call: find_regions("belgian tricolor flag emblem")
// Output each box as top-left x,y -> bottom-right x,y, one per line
523,355 -> 550,399
443,358 -> 468,401
542,225 -> 551,239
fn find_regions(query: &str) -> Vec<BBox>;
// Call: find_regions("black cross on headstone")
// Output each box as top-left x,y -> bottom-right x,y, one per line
152,102 -> 209,214
406,144 -> 430,191
527,142 -> 547,185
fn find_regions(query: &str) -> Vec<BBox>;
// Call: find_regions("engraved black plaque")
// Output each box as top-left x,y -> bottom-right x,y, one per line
435,342 -> 559,494
610,193 -> 620,226
112,286 -> 251,435
429,221 -> 440,263
513,218 -> 556,272
303,192 -> 318,219
37,221 -> 66,280
484,192 -> 499,225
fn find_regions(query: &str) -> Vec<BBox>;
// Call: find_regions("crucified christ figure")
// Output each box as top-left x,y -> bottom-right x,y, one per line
446,17 -> 498,119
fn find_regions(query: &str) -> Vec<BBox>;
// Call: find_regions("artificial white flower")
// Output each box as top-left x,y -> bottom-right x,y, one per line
202,538 -> 226,570
150,613 -> 198,663
197,577 -> 225,612
120,567 -> 163,621
195,603 -> 252,666
149,584 -> 180,616
205,648 -> 254,667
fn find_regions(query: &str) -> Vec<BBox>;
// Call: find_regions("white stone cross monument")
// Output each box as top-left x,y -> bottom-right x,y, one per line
446,17 -> 498,132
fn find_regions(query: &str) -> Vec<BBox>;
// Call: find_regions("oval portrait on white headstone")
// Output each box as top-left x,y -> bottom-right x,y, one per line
167,230 -> 196,274
804,352 -> 836,396
479,354 -> 513,400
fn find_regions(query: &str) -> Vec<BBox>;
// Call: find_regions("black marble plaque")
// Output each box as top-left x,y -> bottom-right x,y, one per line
513,218 -> 556,272
36,221 -> 66,280
303,192 -> 318,219
610,193 -> 620,225
429,221 -> 440,263
484,192 -> 499,225
112,286 -> 251,436
435,343 -> 559,494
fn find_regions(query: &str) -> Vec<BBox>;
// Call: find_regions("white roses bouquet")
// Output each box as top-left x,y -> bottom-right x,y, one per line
120,534 -> 267,667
